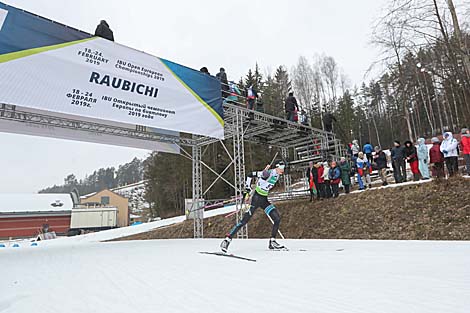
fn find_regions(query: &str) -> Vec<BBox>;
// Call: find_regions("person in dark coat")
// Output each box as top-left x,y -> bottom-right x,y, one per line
373,146 -> 388,186
284,92 -> 299,121
404,140 -> 419,181
94,20 -> 114,41
216,68 -> 229,99
429,137 -> 445,178
391,140 -> 406,183
323,112 -> 336,132
305,161 -> 318,202
339,157 -> 351,193
328,161 -> 341,198
200,67 -> 210,75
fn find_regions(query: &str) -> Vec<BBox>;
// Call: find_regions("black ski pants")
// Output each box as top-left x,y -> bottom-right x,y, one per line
445,157 -> 459,176
228,192 -> 281,238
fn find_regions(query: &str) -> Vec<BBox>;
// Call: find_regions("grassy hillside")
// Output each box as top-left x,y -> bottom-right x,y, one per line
116,177 -> 470,241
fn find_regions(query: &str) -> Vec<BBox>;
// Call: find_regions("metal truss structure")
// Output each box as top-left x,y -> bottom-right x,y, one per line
0,103 -> 345,238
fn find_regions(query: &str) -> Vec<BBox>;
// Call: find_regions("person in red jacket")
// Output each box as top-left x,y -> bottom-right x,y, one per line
404,140 -> 420,181
461,128 -> 470,176
429,137 -> 445,178
315,162 -> 325,199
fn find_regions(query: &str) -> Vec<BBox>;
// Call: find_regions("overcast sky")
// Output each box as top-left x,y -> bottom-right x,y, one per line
0,0 -> 388,193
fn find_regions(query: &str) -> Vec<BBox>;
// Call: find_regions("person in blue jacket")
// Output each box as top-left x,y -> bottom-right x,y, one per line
417,138 -> 430,179
363,142 -> 374,163
328,161 -> 342,197
356,152 -> 372,190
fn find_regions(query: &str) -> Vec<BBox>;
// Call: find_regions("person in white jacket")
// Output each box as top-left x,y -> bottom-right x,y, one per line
440,132 -> 459,176
322,161 -> 332,198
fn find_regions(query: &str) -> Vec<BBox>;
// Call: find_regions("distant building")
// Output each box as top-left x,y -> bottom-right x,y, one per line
0,193 -> 74,239
111,180 -> 148,221
80,189 -> 129,227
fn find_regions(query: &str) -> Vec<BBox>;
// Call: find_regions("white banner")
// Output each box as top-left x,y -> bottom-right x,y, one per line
0,4 -> 224,139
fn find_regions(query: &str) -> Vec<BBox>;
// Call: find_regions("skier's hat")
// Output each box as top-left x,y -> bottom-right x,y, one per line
275,162 -> 286,170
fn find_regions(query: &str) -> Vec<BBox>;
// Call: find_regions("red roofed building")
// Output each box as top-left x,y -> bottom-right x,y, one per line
0,194 -> 73,239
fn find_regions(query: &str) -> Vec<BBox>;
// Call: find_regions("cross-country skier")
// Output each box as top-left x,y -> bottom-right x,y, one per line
220,163 -> 286,252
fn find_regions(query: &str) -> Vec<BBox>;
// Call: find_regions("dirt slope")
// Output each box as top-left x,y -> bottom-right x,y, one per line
116,177 -> 470,241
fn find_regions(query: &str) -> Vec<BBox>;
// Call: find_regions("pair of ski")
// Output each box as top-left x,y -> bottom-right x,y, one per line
199,247 -> 295,262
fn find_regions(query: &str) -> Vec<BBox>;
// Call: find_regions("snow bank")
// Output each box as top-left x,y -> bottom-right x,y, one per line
0,239 -> 469,313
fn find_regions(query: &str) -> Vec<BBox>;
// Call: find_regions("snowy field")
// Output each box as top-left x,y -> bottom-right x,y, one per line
1,238 -> 469,313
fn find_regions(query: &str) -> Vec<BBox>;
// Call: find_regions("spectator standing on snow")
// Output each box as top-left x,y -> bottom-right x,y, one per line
373,146 -> 388,186
391,141 -> 406,183
216,68 -> 229,99
440,132 -> 459,177
284,92 -> 299,122
322,161 -> 332,198
316,162 -> 325,199
356,152 -> 372,190
417,138 -> 430,180
429,137 -> 445,178
363,142 -> 374,163
404,140 -> 420,181
328,161 -> 341,198
305,161 -> 318,202
460,128 -> 470,176
339,157 -> 351,194
95,20 -> 114,41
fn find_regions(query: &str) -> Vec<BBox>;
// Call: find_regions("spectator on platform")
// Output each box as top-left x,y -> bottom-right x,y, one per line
417,138 -> 430,180
328,161 -> 341,198
339,157 -> 351,194
429,137 -> 445,178
323,112 -> 336,132
373,146 -> 388,186
363,142 -> 374,163
300,110 -> 309,126
285,92 -> 299,122
224,82 -> 241,105
460,128 -> 470,176
356,152 -> 372,190
95,20 -> 114,41
391,140 -> 406,183
404,140 -> 420,181
216,68 -> 229,99
200,67 -> 210,75
246,85 -> 258,110
306,161 -> 318,202
440,132 -> 459,177
315,162 -> 325,199
322,161 -> 332,198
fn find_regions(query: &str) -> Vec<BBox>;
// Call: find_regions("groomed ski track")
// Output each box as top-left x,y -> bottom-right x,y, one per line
1,239 -> 469,313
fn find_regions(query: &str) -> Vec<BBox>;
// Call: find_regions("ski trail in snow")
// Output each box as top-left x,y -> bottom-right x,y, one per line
1,239 -> 469,313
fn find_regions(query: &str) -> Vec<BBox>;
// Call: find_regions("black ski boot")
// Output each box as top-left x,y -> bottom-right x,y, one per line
268,238 -> 287,250
220,237 -> 232,253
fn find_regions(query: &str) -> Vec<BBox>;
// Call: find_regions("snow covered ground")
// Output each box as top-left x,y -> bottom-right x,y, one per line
1,239 -> 469,313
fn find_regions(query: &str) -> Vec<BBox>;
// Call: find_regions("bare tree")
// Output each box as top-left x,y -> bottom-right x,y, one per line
291,56 -> 315,116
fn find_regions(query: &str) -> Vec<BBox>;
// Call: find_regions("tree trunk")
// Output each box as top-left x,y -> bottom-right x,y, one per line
447,0 -> 470,83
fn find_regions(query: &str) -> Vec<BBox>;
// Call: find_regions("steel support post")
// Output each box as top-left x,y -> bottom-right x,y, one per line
281,147 -> 292,199
233,107 -> 247,238
192,142 -> 204,238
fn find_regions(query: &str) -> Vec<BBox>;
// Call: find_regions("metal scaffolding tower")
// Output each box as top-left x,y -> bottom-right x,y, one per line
0,103 -> 345,239
191,140 -> 203,238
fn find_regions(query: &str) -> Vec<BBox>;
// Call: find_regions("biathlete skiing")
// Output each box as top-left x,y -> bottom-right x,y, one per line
220,162 -> 287,252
